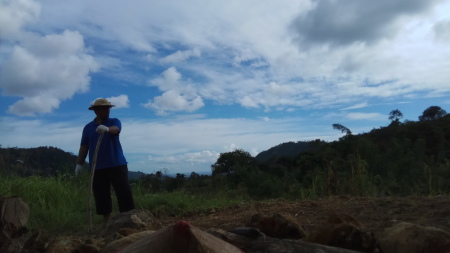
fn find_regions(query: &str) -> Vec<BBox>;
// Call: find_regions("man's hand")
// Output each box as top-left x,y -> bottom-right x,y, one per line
75,164 -> 83,176
96,125 -> 109,133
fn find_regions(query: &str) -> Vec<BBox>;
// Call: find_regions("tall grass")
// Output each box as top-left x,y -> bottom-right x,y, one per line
0,172 -> 248,234
0,172 -> 90,233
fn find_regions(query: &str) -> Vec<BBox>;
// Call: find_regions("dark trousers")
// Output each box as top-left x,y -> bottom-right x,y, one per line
92,164 -> 135,215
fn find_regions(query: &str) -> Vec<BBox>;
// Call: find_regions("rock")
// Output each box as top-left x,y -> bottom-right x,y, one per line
119,221 -> 243,253
102,230 -> 154,253
98,209 -> 150,238
378,222 -> 450,253
0,196 -> 30,252
207,227 -> 267,249
21,231 -> 49,253
76,243 -> 102,253
305,212 -> 377,252
247,213 -> 307,239
207,227 -> 364,253
42,236 -> 86,253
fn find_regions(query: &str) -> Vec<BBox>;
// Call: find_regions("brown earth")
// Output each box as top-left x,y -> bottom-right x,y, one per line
145,195 -> 450,238
7,195 -> 450,253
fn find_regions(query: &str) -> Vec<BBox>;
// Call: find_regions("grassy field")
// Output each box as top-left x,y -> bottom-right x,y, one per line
0,172 -> 247,233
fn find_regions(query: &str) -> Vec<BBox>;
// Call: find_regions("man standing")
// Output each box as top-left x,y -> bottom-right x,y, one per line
75,98 -> 135,224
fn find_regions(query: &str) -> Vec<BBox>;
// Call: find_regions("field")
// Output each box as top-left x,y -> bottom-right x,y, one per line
147,195 -> 450,238
2,174 -> 450,241
2,173 -> 450,253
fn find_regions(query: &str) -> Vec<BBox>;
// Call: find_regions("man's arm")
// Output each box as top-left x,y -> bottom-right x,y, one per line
108,126 -> 120,135
76,145 -> 89,165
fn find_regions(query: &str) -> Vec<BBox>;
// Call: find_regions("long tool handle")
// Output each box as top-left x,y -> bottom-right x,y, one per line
87,132 -> 104,231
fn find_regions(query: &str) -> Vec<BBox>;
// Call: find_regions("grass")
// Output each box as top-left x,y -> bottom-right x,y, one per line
0,172 -> 248,233
0,173 -> 89,232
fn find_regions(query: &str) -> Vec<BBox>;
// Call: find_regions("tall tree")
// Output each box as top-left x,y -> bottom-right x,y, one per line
419,106 -> 447,121
389,109 -> 403,122
332,123 -> 352,136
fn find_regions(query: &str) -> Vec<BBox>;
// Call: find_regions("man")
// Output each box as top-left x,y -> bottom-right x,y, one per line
75,98 -> 135,224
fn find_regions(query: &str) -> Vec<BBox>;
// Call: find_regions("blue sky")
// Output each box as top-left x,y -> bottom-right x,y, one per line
1,0 -> 450,175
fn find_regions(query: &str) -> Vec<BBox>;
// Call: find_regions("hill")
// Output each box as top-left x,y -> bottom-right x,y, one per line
255,140 -> 325,164
0,146 -> 76,177
0,146 -> 147,180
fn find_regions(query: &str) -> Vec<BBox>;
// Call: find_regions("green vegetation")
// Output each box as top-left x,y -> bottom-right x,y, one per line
1,105 -> 449,233
0,172 -> 248,233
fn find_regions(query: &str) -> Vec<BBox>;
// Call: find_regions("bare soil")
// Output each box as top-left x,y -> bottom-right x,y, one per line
147,195 -> 450,237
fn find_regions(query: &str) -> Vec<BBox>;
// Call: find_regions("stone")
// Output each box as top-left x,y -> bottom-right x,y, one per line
305,212 -> 377,252
120,221 -> 243,253
208,227 -> 365,253
102,230 -> 154,253
378,222 -> 450,253
0,196 -> 30,252
247,213 -> 307,239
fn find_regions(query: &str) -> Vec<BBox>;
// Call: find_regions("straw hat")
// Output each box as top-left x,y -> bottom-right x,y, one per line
88,98 -> 115,110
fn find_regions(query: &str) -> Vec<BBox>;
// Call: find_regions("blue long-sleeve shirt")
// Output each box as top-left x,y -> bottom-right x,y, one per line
81,117 -> 127,170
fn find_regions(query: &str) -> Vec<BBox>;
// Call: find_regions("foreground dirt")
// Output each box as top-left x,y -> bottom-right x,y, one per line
145,195 -> 450,237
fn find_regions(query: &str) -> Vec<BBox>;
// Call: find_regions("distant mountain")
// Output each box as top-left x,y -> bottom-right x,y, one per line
128,170 -> 146,180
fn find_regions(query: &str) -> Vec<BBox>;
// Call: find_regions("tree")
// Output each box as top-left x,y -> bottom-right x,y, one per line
389,109 -> 403,122
419,106 -> 447,121
189,172 -> 200,179
211,149 -> 257,176
332,123 -> 352,136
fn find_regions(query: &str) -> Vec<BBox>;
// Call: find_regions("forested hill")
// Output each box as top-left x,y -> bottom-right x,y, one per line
244,106 -> 450,196
255,140 -> 325,164
0,146 -> 76,177
0,145 -> 148,179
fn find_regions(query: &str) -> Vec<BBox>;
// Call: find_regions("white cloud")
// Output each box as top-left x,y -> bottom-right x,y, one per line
143,90 -> 204,115
144,67 -> 205,114
0,0 -> 40,38
108,94 -> 130,109
341,103 -> 369,110
149,150 -> 219,164
347,112 -> 386,121
160,48 -> 201,64
152,67 -> 182,90
7,96 -> 61,116
0,27 -> 99,116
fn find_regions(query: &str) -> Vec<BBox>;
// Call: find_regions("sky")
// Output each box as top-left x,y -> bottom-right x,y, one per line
1,0 -> 450,175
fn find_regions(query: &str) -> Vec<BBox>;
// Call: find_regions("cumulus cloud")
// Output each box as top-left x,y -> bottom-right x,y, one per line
0,0 -> 40,38
145,67 -> 205,114
87,95 -> 129,109
107,94 -> 130,109
0,0 -> 99,116
149,67 -> 182,91
0,32 -> 99,115
290,0 -> 442,47
143,90 -> 204,115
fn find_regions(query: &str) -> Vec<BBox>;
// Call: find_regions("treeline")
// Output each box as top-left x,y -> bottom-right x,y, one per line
0,146 -> 75,177
133,106 -> 450,199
